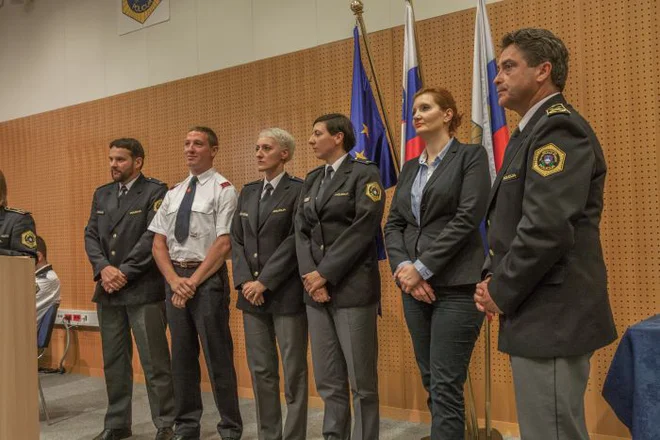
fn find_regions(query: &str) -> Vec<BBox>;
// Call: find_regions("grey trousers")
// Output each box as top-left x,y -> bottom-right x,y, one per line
306,304 -> 379,440
243,311 -> 309,440
97,301 -> 175,429
511,353 -> 592,440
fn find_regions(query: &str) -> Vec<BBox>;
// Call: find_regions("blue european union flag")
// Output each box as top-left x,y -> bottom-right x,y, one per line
349,26 -> 397,189
349,26 -> 397,260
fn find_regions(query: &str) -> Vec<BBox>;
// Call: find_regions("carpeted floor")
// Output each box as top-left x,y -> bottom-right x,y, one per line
38,373 -> 431,440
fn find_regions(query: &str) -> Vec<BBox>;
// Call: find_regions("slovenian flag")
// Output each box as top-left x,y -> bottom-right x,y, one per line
400,0 -> 424,167
471,0 -> 509,180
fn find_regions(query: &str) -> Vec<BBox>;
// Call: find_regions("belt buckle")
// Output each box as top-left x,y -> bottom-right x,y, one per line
179,261 -> 189,269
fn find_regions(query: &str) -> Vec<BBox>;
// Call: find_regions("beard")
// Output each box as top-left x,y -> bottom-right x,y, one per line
111,167 -> 133,183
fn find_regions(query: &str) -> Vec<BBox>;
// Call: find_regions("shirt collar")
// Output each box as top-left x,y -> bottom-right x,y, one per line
120,173 -> 141,192
264,171 -> 285,191
35,264 -> 52,276
418,137 -> 454,166
190,167 -> 216,186
328,153 -> 349,173
519,92 -> 560,131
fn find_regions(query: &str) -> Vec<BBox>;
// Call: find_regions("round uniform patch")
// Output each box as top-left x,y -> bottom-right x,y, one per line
365,182 -> 382,202
21,230 -> 37,249
532,143 -> 566,177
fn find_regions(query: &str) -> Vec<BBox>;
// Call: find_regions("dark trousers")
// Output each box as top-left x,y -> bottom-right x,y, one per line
243,311 -> 309,440
166,265 -> 242,439
402,288 -> 484,440
97,301 -> 175,430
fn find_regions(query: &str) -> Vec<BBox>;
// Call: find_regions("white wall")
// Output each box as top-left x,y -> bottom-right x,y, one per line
0,0 -> 500,123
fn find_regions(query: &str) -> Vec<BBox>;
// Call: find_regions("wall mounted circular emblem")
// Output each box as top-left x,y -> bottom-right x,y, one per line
122,0 -> 161,24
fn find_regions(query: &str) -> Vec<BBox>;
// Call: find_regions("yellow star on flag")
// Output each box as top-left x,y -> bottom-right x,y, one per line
355,150 -> 368,160
361,123 -> 369,138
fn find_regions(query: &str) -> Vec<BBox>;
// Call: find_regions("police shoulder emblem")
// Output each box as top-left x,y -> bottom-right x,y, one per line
365,182 -> 382,202
532,143 -> 566,177
21,230 -> 37,249
122,0 -> 162,24
546,103 -> 570,116
153,199 -> 163,211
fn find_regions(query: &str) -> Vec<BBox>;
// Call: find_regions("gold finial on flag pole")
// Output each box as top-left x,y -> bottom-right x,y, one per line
350,0 -> 400,172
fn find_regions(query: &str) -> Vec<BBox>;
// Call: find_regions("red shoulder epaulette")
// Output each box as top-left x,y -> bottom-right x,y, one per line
220,181 -> 232,188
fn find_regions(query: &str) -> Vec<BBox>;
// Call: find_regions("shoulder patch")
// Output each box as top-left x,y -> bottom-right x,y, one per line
220,181 -> 232,189
365,181 -> 382,202
153,199 -> 163,211
21,230 -> 37,249
546,103 -> 570,117
532,143 -> 566,177
5,206 -> 29,215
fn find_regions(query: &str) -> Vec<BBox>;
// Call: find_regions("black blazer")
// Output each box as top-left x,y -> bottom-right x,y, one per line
230,173 -> 305,315
385,139 -> 490,290
484,94 -> 617,357
84,174 -> 167,305
295,157 -> 385,308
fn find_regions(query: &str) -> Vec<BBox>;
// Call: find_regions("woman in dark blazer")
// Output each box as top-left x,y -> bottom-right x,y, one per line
384,87 -> 489,439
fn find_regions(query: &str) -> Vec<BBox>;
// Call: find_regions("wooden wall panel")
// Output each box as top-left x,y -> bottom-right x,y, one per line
4,1 -> 658,438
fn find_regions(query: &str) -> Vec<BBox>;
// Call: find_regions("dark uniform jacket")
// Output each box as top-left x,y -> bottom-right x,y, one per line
295,156 -> 385,309
484,94 -> 617,358
84,174 -> 167,306
385,140 -> 490,290
0,206 -> 37,258
230,173 -> 305,315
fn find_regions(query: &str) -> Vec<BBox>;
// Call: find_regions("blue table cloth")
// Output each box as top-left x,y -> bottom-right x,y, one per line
603,314 -> 660,439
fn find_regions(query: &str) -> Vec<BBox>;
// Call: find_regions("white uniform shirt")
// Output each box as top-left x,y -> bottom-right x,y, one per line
35,264 -> 61,324
148,168 -> 238,262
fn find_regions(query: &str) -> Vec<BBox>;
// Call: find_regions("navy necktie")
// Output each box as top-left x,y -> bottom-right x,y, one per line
116,185 -> 127,209
315,166 -> 334,208
175,176 -> 198,243
259,183 -> 274,221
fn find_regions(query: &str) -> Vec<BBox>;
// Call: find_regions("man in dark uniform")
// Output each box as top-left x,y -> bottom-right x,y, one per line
149,126 -> 242,440
474,28 -> 617,440
84,138 -> 175,440
230,127 -> 308,440
295,113 -> 385,440
0,169 -> 37,258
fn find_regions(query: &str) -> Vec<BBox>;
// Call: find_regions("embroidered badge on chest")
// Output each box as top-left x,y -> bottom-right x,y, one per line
532,143 -> 566,177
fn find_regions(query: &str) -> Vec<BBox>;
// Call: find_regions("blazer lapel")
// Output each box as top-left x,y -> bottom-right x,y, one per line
109,175 -> 145,231
317,159 -> 351,211
247,183 -> 260,235
486,94 -> 567,211
422,140 -> 459,198
258,173 -> 289,230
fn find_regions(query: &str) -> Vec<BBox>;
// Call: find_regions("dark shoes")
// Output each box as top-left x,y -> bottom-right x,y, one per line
92,428 -> 132,440
155,427 -> 174,440
171,435 -> 199,440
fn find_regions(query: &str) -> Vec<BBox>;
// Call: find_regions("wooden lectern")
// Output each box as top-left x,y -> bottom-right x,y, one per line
0,255 -> 38,439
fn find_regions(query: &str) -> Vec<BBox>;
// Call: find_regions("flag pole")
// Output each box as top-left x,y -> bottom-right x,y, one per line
350,0 -> 400,173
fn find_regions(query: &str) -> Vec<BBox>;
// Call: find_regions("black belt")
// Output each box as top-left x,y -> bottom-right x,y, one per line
172,260 -> 202,269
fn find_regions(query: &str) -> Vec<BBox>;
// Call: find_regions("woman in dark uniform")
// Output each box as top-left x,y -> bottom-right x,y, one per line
384,88 -> 489,440
295,113 -> 385,440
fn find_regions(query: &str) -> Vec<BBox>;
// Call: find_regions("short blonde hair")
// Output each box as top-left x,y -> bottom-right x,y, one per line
258,128 -> 296,162
0,170 -> 7,207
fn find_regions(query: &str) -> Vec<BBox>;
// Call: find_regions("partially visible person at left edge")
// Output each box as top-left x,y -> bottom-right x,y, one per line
84,138 -> 175,440
0,169 -> 38,258
35,235 -> 61,324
